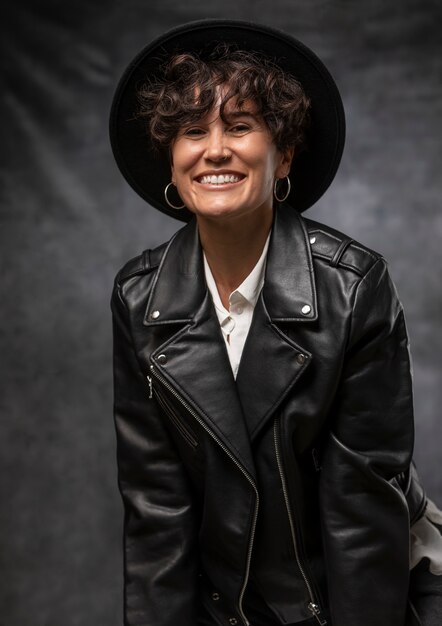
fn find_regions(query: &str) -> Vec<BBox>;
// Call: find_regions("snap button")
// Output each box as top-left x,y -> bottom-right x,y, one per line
150,310 -> 160,320
211,591 -> 220,601
157,354 -> 167,365
296,353 -> 307,365
228,619 -> 238,625
309,236 -> 316,244
301,304 -> 311,315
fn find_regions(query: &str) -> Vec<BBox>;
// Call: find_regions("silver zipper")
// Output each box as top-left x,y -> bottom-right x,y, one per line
151,380 -> 199,448
147,375 -> 153,399
273,417 -> 327,626
149,364 -> 258,626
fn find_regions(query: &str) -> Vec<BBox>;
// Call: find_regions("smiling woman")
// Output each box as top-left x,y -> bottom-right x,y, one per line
109,19 -> 442,626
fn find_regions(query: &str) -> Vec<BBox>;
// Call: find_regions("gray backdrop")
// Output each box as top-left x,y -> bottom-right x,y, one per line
1,1 -> 441,625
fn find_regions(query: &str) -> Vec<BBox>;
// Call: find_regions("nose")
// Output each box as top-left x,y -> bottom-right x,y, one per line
204,126 -> 231,162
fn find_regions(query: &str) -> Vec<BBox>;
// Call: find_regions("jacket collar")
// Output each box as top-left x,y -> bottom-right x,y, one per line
143,203 -> 318,326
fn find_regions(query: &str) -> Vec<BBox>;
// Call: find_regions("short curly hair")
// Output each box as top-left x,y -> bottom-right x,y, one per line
136,46 -> 311,155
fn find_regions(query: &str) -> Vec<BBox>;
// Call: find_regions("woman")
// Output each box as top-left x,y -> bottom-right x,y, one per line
109,20 -> 442,626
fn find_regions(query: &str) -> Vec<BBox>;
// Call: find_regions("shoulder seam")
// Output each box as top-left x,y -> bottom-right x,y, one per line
308,227 -> 379,261
307,226 -> 381,276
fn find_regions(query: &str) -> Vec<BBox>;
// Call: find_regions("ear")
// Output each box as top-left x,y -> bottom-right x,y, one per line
276,147 -> 294,179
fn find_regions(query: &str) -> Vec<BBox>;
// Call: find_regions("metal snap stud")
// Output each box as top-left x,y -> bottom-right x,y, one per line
157,354 -> 167,365
301,304 -> 311,315
228,618 -> 238,625
150,310 -> 160,320
211,591 -> 220,601
296,353 -> 307,365
310,236 -> 316,244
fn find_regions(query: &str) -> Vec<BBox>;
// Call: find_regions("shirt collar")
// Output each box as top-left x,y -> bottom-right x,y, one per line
203,231 -> 271,315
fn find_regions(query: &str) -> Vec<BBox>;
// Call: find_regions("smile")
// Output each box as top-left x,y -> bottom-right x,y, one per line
196,174 -> 245,185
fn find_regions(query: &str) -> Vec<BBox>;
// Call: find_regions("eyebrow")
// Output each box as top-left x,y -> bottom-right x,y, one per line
223,110 -> 259,121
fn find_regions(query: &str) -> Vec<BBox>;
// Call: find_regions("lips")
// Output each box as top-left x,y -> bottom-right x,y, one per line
196,173 -> 245,185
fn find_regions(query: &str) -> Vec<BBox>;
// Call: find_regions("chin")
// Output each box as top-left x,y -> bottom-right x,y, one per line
192,204 -> 243,219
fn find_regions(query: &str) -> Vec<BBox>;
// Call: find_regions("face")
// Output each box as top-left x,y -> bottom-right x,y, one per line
170,92 -> 293,224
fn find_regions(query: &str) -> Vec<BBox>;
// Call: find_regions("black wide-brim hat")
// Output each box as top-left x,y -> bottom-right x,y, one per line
110,19 -> 345,221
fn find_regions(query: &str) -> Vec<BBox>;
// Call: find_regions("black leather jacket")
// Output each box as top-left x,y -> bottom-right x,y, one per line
111,204 -> 426,626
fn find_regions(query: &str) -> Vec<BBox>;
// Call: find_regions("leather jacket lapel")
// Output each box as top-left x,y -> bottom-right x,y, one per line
235,294 -> 313,441
152,291 -> 257,480
236,204 -> 318,439
143,218 -> 256,480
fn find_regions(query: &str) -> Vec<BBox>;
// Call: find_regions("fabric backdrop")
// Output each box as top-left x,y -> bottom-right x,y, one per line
1,1 -> 441,624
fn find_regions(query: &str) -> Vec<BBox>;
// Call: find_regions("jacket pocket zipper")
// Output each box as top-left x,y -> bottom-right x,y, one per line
273,417 -> 327,626
149,365 -> 259,626
148,375 -> 199,448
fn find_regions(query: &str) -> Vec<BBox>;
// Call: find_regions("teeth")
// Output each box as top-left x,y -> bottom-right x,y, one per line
199,174 -> 241,184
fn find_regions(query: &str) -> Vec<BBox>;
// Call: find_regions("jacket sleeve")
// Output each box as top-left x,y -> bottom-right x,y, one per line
319,257 -> 414,626
111,278 -> 199,626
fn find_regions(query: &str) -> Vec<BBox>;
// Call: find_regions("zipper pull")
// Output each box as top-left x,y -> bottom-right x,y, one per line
308,602 -> 327,626
146,375 -> 153,399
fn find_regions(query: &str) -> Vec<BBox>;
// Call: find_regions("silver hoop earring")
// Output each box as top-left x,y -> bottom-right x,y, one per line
164,182 -> 185,210
273,176 -> 291,203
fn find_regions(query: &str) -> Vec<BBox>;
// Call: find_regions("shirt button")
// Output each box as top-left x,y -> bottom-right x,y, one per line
223,317 -> 235,334
235,306 -> 243,315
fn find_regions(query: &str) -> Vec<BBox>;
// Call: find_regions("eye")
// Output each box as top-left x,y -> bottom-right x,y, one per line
229,123 -> 251,134
182,127 -> 206,137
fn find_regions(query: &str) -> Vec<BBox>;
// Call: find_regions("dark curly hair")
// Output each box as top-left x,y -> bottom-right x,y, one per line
136,46 -> 311,155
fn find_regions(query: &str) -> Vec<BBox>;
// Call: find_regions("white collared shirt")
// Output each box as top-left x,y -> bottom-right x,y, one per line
203,233 -> 270,379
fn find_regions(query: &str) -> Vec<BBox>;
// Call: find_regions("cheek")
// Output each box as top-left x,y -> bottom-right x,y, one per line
171,145 -> 201,181
243,138 -> 280,176
256,154 -> 281,188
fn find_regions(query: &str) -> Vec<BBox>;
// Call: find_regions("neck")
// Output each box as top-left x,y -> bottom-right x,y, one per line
197,208 -> 273,309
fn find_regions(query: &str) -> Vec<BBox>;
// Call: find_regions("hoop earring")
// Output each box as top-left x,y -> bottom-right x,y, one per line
164,182 -> 185,210
273,176 -> 291,203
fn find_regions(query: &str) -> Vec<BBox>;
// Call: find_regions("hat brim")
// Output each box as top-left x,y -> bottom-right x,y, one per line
109,19 -> 345,221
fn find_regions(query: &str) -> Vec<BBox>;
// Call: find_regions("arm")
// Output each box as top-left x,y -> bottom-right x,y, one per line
111,278 -> 199,626
319,258 -> 414,626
